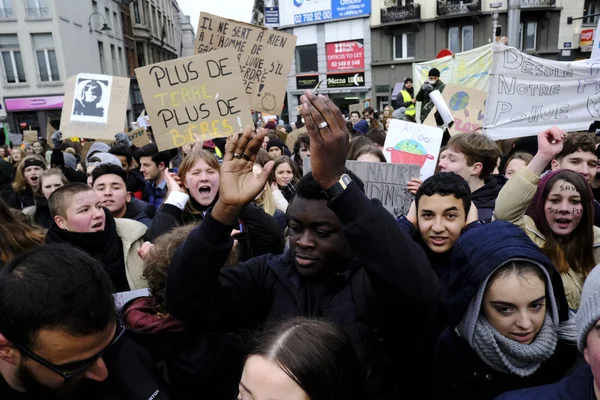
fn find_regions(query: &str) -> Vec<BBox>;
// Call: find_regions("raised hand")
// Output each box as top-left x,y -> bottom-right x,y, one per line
165,172 -> 184,194
537,126 -> 565,159
299,90 -> 349,190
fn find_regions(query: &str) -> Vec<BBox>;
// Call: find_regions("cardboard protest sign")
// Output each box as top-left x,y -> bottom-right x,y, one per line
285,127 -> 307,151
484,42 -> 600,140
135,48 -> 253,151
59,74 -> 130,141
424,84 -> 486,135
127,128 -> 152,147
349,103 -> 363,115
384,119 -> 444,180
22,128 -> 38,143
195,12 -> 297,114
303,158 -> 419,218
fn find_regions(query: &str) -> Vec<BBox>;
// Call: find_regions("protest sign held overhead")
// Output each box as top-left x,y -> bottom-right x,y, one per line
22,128 -> 38,144
135,48 -> 253,152
59,74 -> 130,141
424,84 -> 486,135
384,119 -> 443,180
303,158 -> 419,218
126,128 -> 152,147
485,42 -> 600,140
195,12 -> 297,114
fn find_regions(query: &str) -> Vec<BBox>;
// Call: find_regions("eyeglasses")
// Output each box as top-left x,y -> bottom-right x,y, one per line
13,319 -> 125,380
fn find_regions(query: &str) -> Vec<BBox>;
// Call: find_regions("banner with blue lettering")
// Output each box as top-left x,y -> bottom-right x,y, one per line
279,0 -> 371,26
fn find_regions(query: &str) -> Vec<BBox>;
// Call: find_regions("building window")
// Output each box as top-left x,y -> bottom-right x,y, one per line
0,34 -> 25,83
462,25 -> 473,51
393,32 -> 415,59
519,21 -> 537,50
584,0 -> 600,25
113,11 -> 120,37
98,41 -> 105,74
448,25 -> 473,53
136,41 -> 145,67
118,46 -> 123,74
25,0 -> 49,18
448,26 -> 459,53
133,0 -> 141,24
0,0 -> 14,19
110,44 -> 117,75
295,44 -> 318,73
32,33 -> 59,82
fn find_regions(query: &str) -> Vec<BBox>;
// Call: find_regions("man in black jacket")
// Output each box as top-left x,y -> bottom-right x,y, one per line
0,244 -> 170,399
166,91 -> 444,399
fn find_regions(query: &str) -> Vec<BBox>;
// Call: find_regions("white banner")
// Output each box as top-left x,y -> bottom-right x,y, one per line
484,43 -> 600,140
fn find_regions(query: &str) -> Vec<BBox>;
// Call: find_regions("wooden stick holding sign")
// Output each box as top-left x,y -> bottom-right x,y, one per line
135,48 -> 253,151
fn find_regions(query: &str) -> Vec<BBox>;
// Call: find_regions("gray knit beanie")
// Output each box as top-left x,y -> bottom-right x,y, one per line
63,152 -> 77,170
576,265 -> 600,352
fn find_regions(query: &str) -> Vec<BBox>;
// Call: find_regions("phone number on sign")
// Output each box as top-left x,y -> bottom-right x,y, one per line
294,10 -> 332,24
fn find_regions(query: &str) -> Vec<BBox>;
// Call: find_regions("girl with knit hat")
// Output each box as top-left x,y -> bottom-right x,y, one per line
433,221 -> 577,400
495,127 -> 600,309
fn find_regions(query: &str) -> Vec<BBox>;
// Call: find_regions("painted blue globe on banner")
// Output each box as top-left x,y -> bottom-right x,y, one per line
449,91 -> 470,111
294,0 -> 304,7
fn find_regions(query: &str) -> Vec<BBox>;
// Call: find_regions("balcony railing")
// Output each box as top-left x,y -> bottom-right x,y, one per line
520,0 -> 555,7
381,3 -> 421,24
437,1 -> 481,17
0,8 -> 14,19
26,7 -> 50,19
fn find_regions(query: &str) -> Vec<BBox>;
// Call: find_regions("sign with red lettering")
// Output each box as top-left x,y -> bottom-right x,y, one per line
581,29 -> 594,50
326,41 -> 364,71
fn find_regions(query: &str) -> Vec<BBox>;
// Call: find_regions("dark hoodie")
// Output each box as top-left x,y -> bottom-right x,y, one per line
124,198 -> 153,227
472,174 -> 507,221
433,221 -> 576,400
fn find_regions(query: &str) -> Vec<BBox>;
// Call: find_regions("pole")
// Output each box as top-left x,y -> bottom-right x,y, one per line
507,0 -> 521,48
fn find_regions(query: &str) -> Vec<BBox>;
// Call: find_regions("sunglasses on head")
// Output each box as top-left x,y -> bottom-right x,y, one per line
13,319 -> 125,380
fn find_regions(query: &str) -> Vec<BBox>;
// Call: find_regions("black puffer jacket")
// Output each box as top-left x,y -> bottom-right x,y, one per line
472,174 -> 507,221
166,183 -> 445,399
433,221 -> 576,400
1,186 -> 35,210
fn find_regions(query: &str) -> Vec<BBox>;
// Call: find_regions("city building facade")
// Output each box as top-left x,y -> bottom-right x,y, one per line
180,14 -> 195,58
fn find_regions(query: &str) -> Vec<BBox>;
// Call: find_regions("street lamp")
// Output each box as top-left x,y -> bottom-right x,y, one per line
88,12 -> 111,33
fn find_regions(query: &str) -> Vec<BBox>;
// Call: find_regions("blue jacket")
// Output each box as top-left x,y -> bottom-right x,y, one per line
433,221 -> 576,400
495,363 -> 595,400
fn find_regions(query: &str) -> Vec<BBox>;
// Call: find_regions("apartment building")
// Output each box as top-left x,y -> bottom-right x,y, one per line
180,14 -> 195,58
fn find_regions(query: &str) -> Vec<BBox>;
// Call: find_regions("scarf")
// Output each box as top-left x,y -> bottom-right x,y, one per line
123,297 -> 186,334
46,209 -> 129,292
472,313 -> 558,377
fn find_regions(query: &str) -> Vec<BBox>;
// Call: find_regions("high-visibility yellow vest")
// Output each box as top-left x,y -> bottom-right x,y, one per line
401,90 -> 416,117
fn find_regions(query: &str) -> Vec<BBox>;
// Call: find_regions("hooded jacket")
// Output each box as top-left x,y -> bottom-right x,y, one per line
433,221 -> 576,400
495,167 -> 600,309
124,198 -> 153,227
472,174 -> 507,222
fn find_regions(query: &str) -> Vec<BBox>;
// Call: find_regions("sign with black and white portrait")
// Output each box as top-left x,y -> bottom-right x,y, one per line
70,74 -> 112,123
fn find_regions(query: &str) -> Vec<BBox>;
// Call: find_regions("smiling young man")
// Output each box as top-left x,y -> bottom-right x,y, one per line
0,244 -> 170,399
46,183 -> 148,292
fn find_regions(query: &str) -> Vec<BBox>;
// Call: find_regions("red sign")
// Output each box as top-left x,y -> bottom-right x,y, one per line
581,29 -> 595,47
326,41 -> 364,71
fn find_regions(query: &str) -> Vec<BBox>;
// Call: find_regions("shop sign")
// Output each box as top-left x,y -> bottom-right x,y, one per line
326,40 -> 364,71
296,75 -> 320,89
326,71 -> 365,88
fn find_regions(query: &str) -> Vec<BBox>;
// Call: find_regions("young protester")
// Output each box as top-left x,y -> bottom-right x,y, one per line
239,318 -> 367,400
366,128 -> 386,151
269,156 -> 301,213
503,152 -> 533,179
0,198 -> 45,267
439,132 -> 505,221
346,135 -> 373,160
433,221 -> 577,400
266,138 -> 286,159
395,77 -> 416,122
496,264 -> 600,399
92,164 -> 153,227
416,68 -> 446,122
32,140 -> 51,163
0,244 -> 171,399
109,144 -> 149,202
253,183 -> 286,230
165,93 -> 444,398
292,133 -> 310,174
145,149 -> 283,261
169,143 -> 195,169
85,152 -> 123,186
355,145 -> 386,162
10,146 -> 23,168
399,172 -> 476,289
1,154 -> 45,210
123,223 -> 245,400
46,183 -> 148,292
363,106 -> 381,129
0,146 -> 9,162
495,127 -> 600,309
350,110 -> 361,126
138,143 -> 172,210
22,168 -> 68,228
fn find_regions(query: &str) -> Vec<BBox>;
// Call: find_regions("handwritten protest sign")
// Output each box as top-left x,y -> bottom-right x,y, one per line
384,119 -> 443,180
303,157 -> 419,218
285,127 -> 306,151
135,48 -> 253,151
23,128 -> 38,143
424,84 -> 486,135
195,12 -> 297,114
485,42 -> 600,140
127,128 -> 152,147
59,74 -> 130,141
349,103 -> 363,115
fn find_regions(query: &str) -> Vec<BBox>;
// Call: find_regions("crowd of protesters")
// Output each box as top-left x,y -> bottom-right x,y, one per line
2,84 -> 600,400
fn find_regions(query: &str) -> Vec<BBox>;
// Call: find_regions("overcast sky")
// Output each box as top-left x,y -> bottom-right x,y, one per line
177,0 -> 254,33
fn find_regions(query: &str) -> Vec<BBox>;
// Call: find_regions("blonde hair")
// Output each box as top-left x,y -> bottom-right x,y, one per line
35,169 -> 69,197
12,154 -> 46,192
255,184 -> 277,216
177,149 -> 220,215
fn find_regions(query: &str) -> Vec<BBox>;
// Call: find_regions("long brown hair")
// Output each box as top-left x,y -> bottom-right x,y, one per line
268,156 -> 301,188
177,149 -> 220,215
12,154 -> 46,193
0,198 -> 45,264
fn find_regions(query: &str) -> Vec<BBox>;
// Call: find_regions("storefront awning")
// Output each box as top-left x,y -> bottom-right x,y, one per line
391,82 -> 403,101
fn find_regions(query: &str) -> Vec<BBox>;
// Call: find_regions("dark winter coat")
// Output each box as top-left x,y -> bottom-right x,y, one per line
124,198 -> 153,227
1,186 -> 35,210
22,197 -> 53,229
472,174 -> 507,221
166,183 -> 445,399
0,158 -> 12,193
495,363 -> 594,400
433,221 -> 577,400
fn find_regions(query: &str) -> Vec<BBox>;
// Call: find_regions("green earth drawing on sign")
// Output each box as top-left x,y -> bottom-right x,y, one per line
393,139 -> 427,155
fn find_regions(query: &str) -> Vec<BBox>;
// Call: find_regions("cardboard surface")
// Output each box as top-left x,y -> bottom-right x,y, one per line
424,84 -> 486,135
22,130 -> 38,143
195,12 -> 297,114
135,48 -> 253,151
